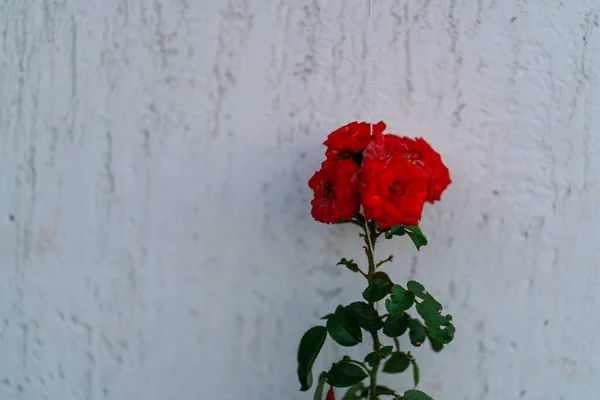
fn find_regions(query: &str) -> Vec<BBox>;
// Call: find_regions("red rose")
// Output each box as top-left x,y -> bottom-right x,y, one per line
324,121 -> 386,160
364,134 -> 451,203
360,156 -> 429,228
362,132 -> 405,163
399,137 -> 451,203
326,387 -> 336,400
308,159 -> 361,224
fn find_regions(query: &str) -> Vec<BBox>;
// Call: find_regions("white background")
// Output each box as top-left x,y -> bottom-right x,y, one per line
1,1 -> 599,399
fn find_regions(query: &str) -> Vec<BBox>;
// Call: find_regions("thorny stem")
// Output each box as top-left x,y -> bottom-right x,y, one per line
362,218 -> 380,400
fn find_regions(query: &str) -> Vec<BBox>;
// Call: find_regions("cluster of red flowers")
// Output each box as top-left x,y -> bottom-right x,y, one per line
308,121 -> 451,228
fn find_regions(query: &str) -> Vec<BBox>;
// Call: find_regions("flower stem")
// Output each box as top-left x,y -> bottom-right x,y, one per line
362,219 -> 380,400
369,331 -> 381,399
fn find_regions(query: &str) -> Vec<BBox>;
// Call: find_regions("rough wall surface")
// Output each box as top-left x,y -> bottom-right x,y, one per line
1,1 -> 599,399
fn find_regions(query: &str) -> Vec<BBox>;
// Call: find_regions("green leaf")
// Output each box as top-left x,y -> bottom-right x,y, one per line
382,352 -> 411,373
408,318 -> 427,347
426,315 -> 456,344
364,352 -> 379,368
412,360 -> 420,387
385,285 -> 415,316
404,226 -> 428,250
406,280 -> 432,300
347,302 -> 383,332
313,372 -> 328,400
380,345 -> 394,357
429,336 -> 444,352
362,279 -> 392,302
403,389 -> 433,400
326,308 -> 362,347
372,271 -> 393,284
328,362 -> 369,388
337,258 -> 359,273
384,224 -> 406,239
416,299 -> 456,345
383,314 -> 410,337
297,326 -> 328,391
415,299 -> 442,317
342,382 -> 366,400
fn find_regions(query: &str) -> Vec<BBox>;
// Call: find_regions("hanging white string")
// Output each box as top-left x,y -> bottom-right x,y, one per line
368,0 -> 374,135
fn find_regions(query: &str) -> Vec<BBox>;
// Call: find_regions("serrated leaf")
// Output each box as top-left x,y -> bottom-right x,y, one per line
383,314 -> 410,338
415,299 -> 442,317
313,372 -> 328,400
426,316 -> 456,344
416,300 -> 455,345
404,226 -> 428,250
337,258 -> 359,273
385,285 -> 415,316
406,281 -> 432,300
429,336 -> 444,352
362,279 -> 392,302
382,352 -> 411,373
364,352 -> 379,368
326,309 -> 362,347
372,271 -> 393,283
328,362 -> 368,388
403,390 -> 433,400
347,302 -> 383,332
408,319 -> 427,347
341,382 -> 365,400
380,345 -> 393,357
297,326 -> 328,391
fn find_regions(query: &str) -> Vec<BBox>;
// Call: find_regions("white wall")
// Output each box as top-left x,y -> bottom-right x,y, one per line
1,1 -> 599,399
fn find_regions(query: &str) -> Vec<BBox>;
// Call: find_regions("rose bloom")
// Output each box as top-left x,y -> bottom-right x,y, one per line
324,121 -> 386,161
360,156 -> 430,228
308,159 -> 361,224
363,134 -> 451,203
400,137 -> 451,203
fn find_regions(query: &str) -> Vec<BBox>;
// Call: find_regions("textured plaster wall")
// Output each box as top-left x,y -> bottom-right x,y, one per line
1,1 -> 599,399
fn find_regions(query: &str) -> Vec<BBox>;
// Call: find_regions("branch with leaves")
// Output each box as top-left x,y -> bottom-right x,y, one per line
298,122 -> 454,399
297,218 -> 454,400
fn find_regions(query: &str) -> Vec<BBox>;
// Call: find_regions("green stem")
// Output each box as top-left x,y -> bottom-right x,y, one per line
357,267 -> 369,279
369,331 -> 381,399
393,337 -> 401,352
363,222 -> 376,280
376,255 -> 394,268
362,219 -> 379,400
